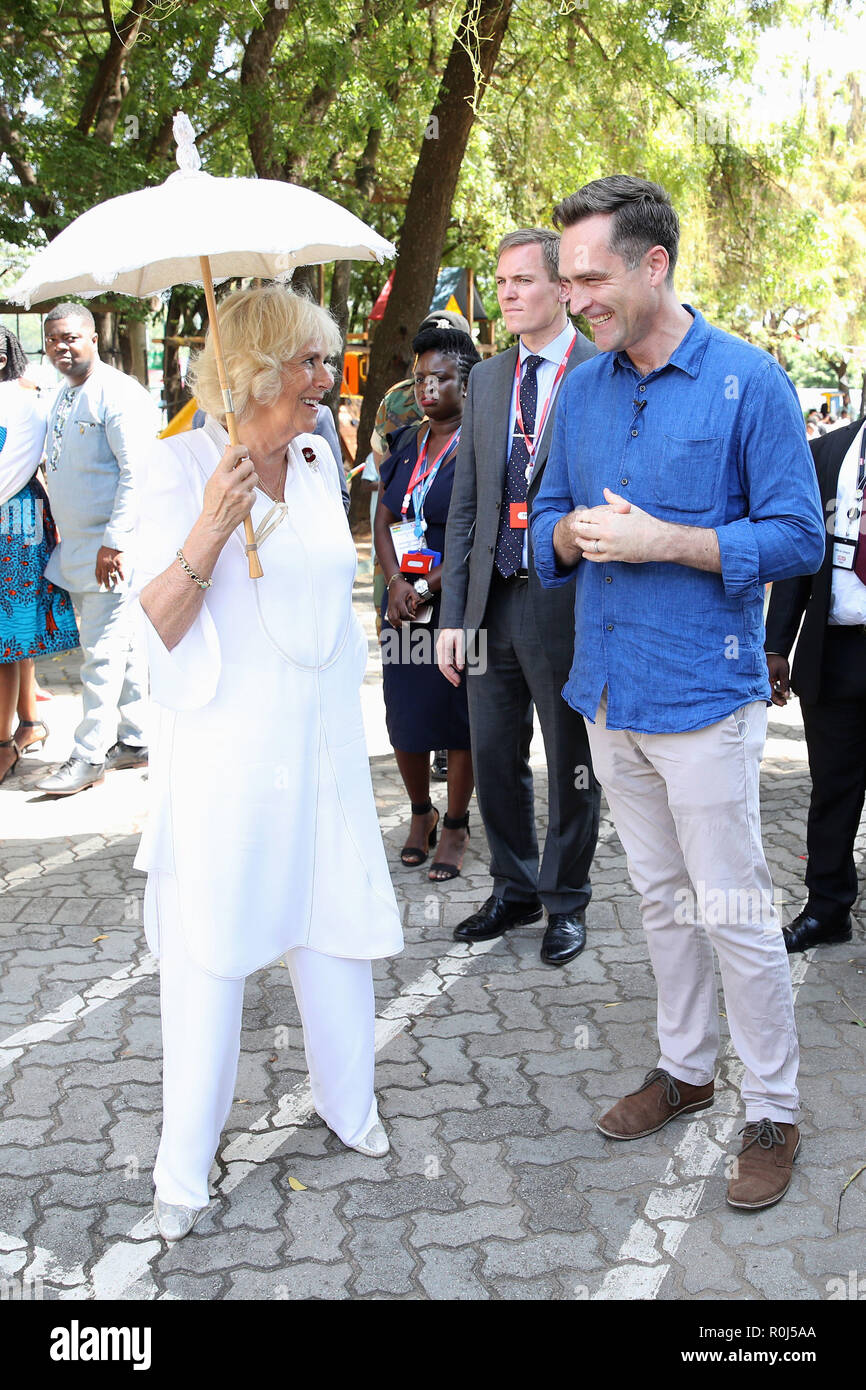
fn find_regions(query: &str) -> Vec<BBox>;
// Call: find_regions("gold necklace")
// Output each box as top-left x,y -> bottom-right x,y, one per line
255,457 -> 287,503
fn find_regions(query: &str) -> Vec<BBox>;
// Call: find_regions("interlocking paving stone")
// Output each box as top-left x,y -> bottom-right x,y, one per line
0,591 -> 863,1301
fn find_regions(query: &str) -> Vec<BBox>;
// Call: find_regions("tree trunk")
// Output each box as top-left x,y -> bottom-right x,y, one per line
240,2 -> 297,179
77,0 -> 149,140
119,316 -> 148,387
94,310 -> 119,369
351,0 -> 514,528
328,259 -> 353,441
291,264 -> 319,299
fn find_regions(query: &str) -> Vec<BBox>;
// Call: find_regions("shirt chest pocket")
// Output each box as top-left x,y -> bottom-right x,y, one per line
645,434 -> 725,516
71,417 -> 105,461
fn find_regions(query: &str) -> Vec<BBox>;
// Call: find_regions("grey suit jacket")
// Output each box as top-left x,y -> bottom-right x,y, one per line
441,328 -> 597,670
43,361 -> 160,594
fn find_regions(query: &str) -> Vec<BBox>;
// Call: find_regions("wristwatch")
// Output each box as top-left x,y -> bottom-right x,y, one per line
413,578 -> 432,602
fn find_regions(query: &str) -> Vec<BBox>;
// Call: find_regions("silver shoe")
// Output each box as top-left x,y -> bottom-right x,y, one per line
348,1122 -> 390,1157
153,1193 -> 204,1242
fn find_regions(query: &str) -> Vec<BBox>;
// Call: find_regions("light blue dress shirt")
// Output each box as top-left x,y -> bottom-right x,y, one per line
531,307 -> 825,734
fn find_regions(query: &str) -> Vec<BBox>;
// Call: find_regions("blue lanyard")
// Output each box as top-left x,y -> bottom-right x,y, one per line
410,428 -> 460,540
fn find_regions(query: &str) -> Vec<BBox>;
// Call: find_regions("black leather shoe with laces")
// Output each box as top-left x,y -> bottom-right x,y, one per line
782,908 -> 852,953
453,894 -> 543,942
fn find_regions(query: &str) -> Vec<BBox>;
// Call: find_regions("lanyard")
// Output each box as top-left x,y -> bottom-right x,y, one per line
513,330 -> 576,472
401,427 -> 460,523
843,426 -> 866,526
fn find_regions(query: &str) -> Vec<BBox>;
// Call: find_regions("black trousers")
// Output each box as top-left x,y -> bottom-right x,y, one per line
801,625 -> 866,918
465,576 -> 601,913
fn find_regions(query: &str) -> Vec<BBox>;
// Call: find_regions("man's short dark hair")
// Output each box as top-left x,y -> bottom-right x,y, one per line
497,229 -> 561,284
44,301 -> 96,332
553,176 -> 680,284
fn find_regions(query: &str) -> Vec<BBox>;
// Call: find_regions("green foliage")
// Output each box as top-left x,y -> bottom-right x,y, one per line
2,0 -> 865,367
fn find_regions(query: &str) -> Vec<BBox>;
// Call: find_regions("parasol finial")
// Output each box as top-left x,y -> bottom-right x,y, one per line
173,112 -> 202,174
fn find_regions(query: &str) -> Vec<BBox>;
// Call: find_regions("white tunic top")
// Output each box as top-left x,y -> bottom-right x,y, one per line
133,419 -> 403,979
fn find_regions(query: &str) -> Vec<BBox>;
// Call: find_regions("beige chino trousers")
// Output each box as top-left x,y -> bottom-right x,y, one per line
585,695 -> 799,1123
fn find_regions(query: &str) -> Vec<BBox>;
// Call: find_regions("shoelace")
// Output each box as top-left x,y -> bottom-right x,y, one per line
638,1068 -> 681,1107
738,1118 -> 785,1151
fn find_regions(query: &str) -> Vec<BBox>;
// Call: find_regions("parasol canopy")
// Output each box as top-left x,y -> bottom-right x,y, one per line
8,114 -> 396,577
10,121 -> 395,307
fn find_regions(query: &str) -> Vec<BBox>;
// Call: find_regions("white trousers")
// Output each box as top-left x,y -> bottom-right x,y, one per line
585,697 -> 799,1124
72,589 -> 147,761
153,877 -> 378,1209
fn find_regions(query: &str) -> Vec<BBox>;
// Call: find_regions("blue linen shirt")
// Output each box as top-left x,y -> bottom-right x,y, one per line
530,307 -> 825,734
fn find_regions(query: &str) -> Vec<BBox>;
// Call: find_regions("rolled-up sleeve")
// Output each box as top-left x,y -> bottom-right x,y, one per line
530,389 -> 580,588
131,437 -> 221,711
715,361 -> 825,599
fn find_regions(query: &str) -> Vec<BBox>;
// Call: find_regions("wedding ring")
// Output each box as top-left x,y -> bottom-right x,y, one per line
594,540 -> 601,553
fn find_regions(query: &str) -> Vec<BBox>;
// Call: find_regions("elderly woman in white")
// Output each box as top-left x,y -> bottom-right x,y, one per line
134,286 -> 403,1242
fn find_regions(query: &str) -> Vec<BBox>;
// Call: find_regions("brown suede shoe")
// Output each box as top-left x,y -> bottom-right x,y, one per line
596,1068 -> 714,1140
726,1118 -> 800,1209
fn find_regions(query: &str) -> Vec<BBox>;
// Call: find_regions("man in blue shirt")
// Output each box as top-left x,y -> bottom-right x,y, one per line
531,175 -> 825,1210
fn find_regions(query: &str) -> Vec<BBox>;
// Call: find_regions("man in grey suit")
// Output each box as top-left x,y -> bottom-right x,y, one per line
437,229 -> 601,964
36,302 -> 158,795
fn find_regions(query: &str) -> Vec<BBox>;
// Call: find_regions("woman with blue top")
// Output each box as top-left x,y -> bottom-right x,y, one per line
374,326 -> 481,880
0,327 -> 79,784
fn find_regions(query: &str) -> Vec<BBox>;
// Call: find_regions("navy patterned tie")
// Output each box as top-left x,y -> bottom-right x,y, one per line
494,354 -> 543,578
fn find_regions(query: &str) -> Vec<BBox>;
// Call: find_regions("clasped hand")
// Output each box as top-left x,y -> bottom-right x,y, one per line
387,576 -> 418,626
571,487 -> 667,564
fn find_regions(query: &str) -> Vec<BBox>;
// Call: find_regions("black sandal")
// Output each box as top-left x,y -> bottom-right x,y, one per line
400,800 -> 440,867
0,738 -> 20,786
428,812 -> 470,882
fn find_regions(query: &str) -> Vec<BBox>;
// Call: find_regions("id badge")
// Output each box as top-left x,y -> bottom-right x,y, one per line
400,547 -> 441,575
390,521 -> 417,562
833,537 -> 856,570
509,502 -> 528,529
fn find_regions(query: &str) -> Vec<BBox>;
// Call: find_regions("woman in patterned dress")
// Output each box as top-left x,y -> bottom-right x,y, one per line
0,327 -> 79,784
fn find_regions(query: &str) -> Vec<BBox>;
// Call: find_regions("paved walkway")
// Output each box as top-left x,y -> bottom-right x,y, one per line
1,561 -> 864,1302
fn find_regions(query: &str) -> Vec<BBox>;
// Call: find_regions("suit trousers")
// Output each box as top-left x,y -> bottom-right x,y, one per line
152,874 -> 379,1210
584,695 -> 799,1122
801,625 -> 866,918
72,588 -> 147,761
466,576 -> 600,912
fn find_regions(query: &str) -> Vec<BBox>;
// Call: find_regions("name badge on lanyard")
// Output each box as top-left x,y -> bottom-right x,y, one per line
400,427 -> 460,539
513,331 -> 577,486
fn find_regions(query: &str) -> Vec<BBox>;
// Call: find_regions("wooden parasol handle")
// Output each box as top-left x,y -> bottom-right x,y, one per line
199,256 -> 263,579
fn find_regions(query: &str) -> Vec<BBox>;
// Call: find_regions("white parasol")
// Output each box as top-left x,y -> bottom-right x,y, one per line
9,114 -> 395,576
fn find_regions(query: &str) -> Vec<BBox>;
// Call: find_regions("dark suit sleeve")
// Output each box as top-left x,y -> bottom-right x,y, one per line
440,370 -> 479,629
313,405 -> 349,516
764,431 -> 833,656
764,573 -> 813,657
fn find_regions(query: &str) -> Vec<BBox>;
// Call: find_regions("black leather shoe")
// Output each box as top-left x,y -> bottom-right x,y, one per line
783,908 -> 852,954
105,741 -> 148,771
540,911 -> 587,966
35,754 -> 105,796
453,894 -> 543,942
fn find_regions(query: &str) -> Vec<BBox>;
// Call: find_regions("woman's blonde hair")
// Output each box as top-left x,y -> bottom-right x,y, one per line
189,283 -> 342,421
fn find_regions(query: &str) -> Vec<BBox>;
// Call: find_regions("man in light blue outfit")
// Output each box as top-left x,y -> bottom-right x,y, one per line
531,176 -> 825,1211
37,303 -> 159,795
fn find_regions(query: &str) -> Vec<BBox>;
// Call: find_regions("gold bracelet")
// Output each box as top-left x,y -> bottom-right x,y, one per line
387,572 -> 408,588
176,549 -> 212,589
